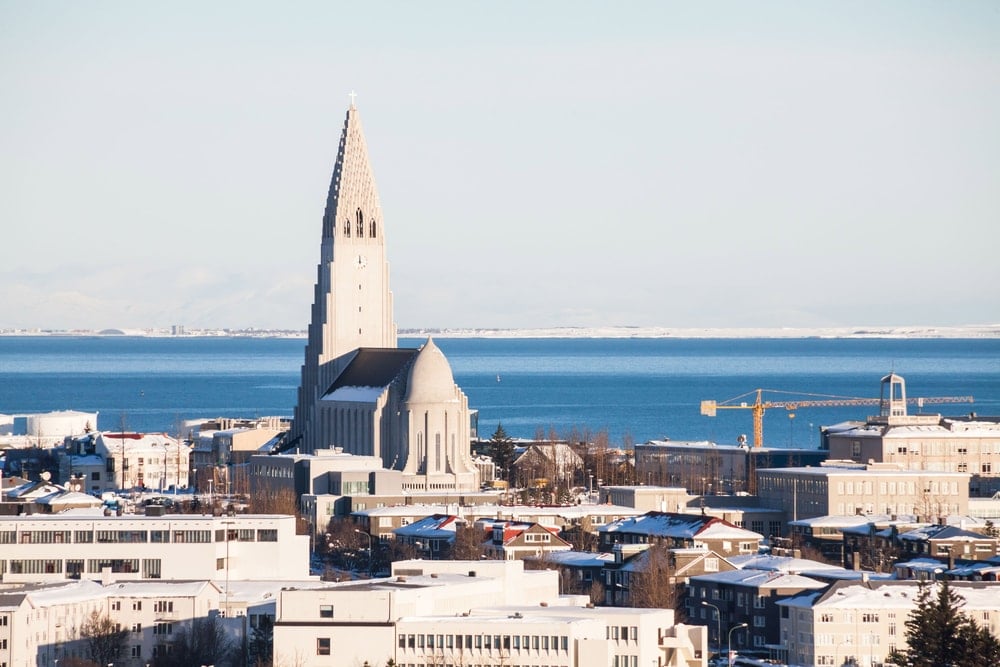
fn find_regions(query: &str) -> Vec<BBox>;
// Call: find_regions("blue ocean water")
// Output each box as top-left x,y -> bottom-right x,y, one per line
0,336 -> 996,447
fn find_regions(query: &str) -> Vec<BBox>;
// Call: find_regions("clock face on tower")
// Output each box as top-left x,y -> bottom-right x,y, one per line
355,254 -> 367,269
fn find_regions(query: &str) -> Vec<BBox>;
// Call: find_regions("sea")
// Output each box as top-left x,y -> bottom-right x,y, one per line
0,336 -> 997,448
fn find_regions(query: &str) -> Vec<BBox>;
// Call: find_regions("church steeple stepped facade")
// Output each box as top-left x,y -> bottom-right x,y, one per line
290,104 -> 397,452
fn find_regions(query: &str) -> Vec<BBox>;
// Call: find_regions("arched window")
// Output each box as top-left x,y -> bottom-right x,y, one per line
356,209 -> 364,237
369,220 -> 377,238
343,218 -> 351,237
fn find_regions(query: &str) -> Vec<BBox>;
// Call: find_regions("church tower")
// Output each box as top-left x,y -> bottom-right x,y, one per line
289,102 -> 397,453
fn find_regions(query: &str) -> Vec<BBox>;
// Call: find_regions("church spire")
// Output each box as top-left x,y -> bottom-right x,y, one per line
320,102 -> 382,244
289,100 -> 397,453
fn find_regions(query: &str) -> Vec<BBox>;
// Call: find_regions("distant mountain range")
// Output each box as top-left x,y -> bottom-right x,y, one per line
402,325 -> 1000,339
3,325 -> 998,339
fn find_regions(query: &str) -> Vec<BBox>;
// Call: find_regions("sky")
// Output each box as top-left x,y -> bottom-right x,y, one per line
2,1 -> 998,331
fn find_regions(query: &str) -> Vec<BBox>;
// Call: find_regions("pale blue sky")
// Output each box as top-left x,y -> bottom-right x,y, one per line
2,1 -> 998,330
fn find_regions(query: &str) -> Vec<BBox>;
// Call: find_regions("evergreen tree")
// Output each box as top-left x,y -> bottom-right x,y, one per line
889,579 -> 1000,666
489,423 -> 516,481
248,615 -> 274,666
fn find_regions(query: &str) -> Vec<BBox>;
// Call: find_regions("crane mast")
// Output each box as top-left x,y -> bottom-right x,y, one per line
701,384 -> 973,448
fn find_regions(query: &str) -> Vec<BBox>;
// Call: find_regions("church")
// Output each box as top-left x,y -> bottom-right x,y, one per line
285,100 -> 480,493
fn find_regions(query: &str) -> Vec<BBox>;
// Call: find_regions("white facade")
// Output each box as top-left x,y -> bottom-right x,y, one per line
779,580 -> 1000,667
756,462 -> 970,522
273,559 -> 707,667
0,511 -> 310,582
62,431 -> 192,493
0,579 -> 220,667
287,103 -> 482,493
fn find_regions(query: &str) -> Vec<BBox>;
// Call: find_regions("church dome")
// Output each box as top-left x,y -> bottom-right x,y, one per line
405,338 -> 457,404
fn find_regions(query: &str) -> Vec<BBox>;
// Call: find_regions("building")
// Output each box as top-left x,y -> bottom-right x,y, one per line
351,502 -> 642,543
393,513 -> 470,558
285,101 -> 480,493
778,579 -> 1000,667
512,442 -> 585,493
756,461 -> 970,524
686,568 -> 829,657
61,430 -> 192,494
272,559 -> 708,667
0,576 -> 330,667
0,410 -> 98,448
599,511 -> 763,558
824,373 -> 998,494
0,510 -> 310,582
482,519 -> 573,561
634,440 -> 828,495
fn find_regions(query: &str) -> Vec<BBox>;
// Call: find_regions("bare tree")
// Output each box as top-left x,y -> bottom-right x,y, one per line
448,524 -> 488,560
79,610 -> 129,666
628,542 -> 684,612
153,616 -> 237,667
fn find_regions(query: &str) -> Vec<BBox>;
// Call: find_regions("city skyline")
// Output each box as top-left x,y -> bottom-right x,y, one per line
2,2 -> 998,331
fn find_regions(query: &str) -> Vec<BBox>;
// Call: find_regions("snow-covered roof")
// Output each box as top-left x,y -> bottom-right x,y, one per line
395,514 -> 466,540
897,524 -> 994,542
798,581 -> 1000,611
601,511 -> 761,541
690,568 -> 828,590
729,554 -> 844,573
790,515 -> 890,528
41,491 -> 103,507
523,550 -> 615,568
322,385 -> 387,402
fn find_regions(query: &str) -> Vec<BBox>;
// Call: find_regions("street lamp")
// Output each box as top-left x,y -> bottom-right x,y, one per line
727,622 -> 748,667
355,529 -> 373,575
701,600 -> 721,660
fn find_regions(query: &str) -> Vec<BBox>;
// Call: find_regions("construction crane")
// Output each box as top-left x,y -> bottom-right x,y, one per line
700,380 -> 973,448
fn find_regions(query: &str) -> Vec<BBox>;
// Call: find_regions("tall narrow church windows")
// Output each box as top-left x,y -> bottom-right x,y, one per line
369,220 -> 377,238
356,209 -> 364,237
343,219 -> 351,237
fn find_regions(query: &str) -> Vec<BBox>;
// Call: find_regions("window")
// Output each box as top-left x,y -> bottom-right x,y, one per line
154,600 -> 173,613
319,605 -> 333,618
131,623 -> 142,633
154,622 -> 173,635
316,638 -> 331,655
131,645 -> 141,658
257,529 -> 278,542
132,600 -> 142,611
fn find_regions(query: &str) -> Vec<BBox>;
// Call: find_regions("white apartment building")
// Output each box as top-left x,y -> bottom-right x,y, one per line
0,578 -> 220,667
756,462 -> 970,523
0,511 -> 310,582
273,559 -> 707,667
62,430 -> 192,494
778,579 -> 1000,667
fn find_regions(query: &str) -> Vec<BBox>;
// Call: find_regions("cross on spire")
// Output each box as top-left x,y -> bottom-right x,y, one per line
348,90 -> 358,107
